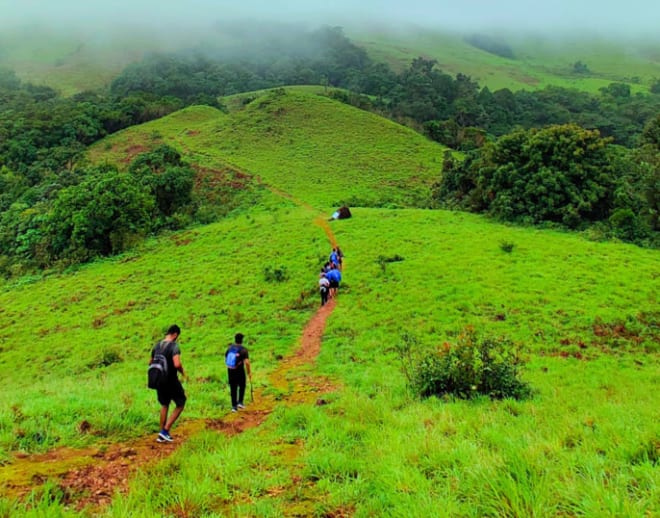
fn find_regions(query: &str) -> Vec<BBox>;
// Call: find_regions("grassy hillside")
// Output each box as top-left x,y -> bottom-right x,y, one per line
353,28 -> 660,93
1,207 -> 657,516
0,27 -> 137,95
1,64 -> 658,516
4,24 -> 659,96
89,89 -> 447,208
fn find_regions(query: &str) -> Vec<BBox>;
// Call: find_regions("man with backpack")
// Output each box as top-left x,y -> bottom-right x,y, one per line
149,324 -> 186,443
225,333 -> 252,412
326,264 -> 342,298
319,271 -> 330,306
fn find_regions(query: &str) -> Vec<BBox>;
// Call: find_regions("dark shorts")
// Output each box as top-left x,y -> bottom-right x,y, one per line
329,280 -> 339,288
157,379 -> 187,407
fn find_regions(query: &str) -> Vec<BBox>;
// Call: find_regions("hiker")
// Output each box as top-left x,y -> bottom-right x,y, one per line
150,324 -> 186,443
326,264 -> 341,298
336,246 -> 344,270
226,333 -> 252,412
329,248 -> 339,267
319,272 -> 330,306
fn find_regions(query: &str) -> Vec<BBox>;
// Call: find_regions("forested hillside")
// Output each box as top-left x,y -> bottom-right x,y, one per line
1,25 -> 659,281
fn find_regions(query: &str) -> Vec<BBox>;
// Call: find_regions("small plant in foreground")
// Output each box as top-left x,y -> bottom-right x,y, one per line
377,254 -> 404,273
499,241 -> 515,253
399,329 -> 532,400
264,265 -> 290,283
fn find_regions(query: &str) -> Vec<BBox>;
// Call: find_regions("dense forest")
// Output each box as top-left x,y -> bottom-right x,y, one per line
1,26 -> 658,277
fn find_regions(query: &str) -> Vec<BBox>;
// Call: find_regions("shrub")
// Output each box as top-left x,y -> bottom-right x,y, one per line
376,254 -> 404,273
499,241 -> 515,253
398,329 -> 532,400
264,265 -> 289,283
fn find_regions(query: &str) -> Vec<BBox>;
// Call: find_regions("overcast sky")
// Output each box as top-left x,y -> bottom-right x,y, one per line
1,0 -> 659,36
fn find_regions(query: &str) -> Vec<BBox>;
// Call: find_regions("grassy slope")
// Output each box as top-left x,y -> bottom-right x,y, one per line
3,25 -> 659,96
353,28 -> 660,93
2,208 -> 657,516
89,89 -> 447,208
1,90 -> 658,515
0,28 -> 138,96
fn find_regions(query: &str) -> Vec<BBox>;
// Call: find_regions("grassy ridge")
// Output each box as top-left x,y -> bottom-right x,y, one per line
354,28 -> 660,93
89,89 -> 447,208
2,207 -> 657,516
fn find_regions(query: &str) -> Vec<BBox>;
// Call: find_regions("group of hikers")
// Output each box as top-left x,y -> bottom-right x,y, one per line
319,246 -> 343,306
148,326 -> 251,443
149,250 -> 344,442
147,246 -> 344,444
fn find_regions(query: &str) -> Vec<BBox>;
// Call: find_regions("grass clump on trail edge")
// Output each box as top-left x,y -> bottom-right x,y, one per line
399,329 -> 533,400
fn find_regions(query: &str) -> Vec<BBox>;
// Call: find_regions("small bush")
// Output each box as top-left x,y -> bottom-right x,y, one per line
377,254 -> 404,273
88,349 -> 123,369
399,329 -> 532,400
264,265 -> 290,283
500,241 -> 515,253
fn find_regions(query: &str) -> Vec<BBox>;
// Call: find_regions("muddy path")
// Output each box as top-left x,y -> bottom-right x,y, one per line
1,188 -> 342,512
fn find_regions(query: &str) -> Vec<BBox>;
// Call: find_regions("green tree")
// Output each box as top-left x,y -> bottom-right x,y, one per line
47,169 -> 154,262
437,124 -> 616,228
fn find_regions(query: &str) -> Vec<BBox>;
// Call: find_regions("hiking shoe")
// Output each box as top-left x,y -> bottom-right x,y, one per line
231,407 -> 238,413
237,403 -> 246,409
157,430 -> 173,443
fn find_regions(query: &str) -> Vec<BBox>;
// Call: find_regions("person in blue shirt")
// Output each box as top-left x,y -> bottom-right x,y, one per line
329,248 -> 339,267
326,266 -> 342,298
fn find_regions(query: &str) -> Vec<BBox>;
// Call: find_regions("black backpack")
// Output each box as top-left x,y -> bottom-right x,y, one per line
148,340 -> 170,389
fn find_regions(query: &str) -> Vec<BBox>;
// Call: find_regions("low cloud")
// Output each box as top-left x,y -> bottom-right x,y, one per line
1,0 -> 659,37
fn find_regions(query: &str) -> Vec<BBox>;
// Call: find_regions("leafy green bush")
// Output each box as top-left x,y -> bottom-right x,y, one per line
264,265 -> 289,283
499,241 -> 515,253
399,330 -> 532,400
376,254 -> 404,273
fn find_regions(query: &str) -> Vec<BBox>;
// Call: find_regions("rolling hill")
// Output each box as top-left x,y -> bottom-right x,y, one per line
88,89 -> 447,208
3,23 -> 660,96
352,27 -> 660,93
1,84 -> 658,515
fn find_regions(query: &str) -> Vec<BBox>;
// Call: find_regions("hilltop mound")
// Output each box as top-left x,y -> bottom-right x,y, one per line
90,89 -> 447,208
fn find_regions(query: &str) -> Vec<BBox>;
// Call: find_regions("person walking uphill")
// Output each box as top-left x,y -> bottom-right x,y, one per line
226,333 -> 252,412
319,271 -> 330,306
149,324 -> 186,443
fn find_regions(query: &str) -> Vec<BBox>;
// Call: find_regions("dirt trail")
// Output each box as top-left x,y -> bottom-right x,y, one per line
1,198 -> 341,512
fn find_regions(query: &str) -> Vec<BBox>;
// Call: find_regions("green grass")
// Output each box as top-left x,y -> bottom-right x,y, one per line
89,89 -> 447,208
1,207 -> 657,516
1,77 -> 658,516
352,28 -> 660,93
0,206 -> 325,459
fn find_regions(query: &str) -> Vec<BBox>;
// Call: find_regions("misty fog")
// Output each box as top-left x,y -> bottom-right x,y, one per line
1,0 -> 660,38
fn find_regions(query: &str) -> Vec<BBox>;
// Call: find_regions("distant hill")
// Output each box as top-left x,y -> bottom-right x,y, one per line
89,88 -> 447,208
3,24 -> 660,96
351,28 -> 660,93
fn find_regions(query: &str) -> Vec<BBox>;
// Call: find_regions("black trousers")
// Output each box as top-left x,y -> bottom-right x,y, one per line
228,368 -> 246,407
320,286 -> 328,306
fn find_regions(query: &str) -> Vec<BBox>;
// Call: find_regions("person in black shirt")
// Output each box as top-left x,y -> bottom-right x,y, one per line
225,332 -> 252,412
150,324 -> 187,443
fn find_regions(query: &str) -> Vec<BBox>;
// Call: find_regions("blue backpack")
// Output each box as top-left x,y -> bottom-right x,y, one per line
225,345 -> 241,369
